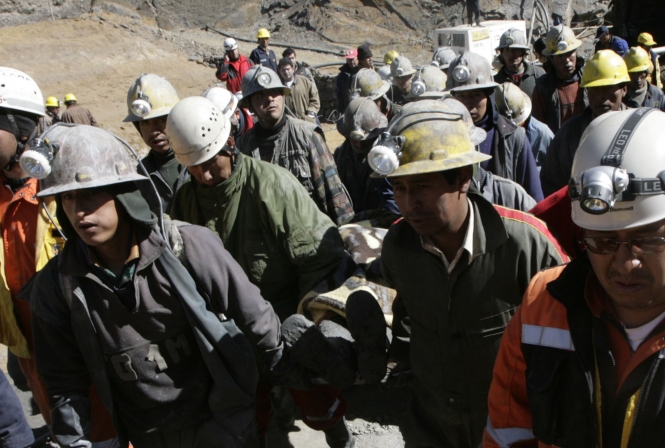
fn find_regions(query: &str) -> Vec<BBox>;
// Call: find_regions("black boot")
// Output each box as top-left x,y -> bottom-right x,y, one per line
291,320 -> 357,389
324,418 -> 356,448
345,291 -> 387,383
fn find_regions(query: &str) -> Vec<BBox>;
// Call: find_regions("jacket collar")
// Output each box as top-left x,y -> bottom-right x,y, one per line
59,225 -> 167,279
468,190 -> 509,257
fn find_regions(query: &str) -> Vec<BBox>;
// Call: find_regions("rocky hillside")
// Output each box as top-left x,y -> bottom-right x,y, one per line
3,0 -> 616,49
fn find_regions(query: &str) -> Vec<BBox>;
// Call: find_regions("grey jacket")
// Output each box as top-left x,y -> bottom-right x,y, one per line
27,223 -> 281,447
623,82 -> 665,111
473,168 -> 537,212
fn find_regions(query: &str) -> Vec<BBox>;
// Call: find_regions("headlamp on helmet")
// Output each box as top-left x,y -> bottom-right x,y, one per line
257,72 -> 272,87
367,132 -> 405,176
131,92 -> 151,118
20,137 -> 59,179
452,65 -> 470,83
557,40 -> 569,52
505,36 -> 514,46
410,75 -> 426,97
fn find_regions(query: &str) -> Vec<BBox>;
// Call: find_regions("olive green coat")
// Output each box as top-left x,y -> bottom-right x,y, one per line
381,192 -> 567,448
171,154 -> 345,320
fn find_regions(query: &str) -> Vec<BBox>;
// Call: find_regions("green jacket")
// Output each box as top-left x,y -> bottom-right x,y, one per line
171,154 -> 346,320
381,192 -> 567,448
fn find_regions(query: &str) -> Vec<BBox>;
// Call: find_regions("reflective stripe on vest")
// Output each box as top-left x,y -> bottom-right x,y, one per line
522,324 -> 575,351
485,416 -> 535,448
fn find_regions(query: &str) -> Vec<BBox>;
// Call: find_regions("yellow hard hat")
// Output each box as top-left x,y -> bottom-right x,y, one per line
623,46 -> 651,73
581,50 -> 630,88
367,99 -> 491,178
64,93 -> 77,103
542,25 -> 582,56
45,96 -> 60,108
257,28 -> 271,39
123,73 -> 180,122
637,32 -> 657,47
383,50 -> 400,65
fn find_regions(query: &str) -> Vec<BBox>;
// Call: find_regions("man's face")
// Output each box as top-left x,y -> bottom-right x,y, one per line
599,33 -> 611,45
279,64 -> 295,83
359,56 -> 373,69
347,57 -> 359,69
391,170 -> 470,238
629,71 -> 648,90
250,88 -> 284,126
287,53 -> 297,65
587,84 -> 626,118
454,90 -> 489,123
188,149 -> 234,187
47,106 -> 60,115
501,47 -> 526,72
587,220 -> 665,326
226,48 -> 239,61
553,51 -> 577,79
259,38 -> 269,49
139,116 -> 170,154
394,74 -> 413,94
61,188 -> 126,248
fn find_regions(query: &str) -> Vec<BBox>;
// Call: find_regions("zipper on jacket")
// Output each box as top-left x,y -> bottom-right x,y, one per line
626,348 -> 664,447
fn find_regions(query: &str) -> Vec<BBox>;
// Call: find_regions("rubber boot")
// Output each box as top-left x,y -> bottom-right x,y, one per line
291,320 -> 357,389
275,314 -> 315,390
324,417 -> 356,448
345,291 -> 387,383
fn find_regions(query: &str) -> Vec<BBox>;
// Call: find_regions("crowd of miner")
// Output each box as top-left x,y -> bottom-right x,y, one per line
1,19 -> 665,448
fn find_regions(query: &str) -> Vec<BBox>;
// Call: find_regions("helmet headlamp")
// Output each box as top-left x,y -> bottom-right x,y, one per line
411,79 -> 426,97
505,36 -> 514,46
367,132 -> 405,176
257,72 -> 272,87
131,92 -> 151,118
557,40 -> 569,52
19,137 -> 59,180
452,65 -> 470,83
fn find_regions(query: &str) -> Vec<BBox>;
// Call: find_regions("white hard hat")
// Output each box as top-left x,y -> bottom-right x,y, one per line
570,108 -> 665,230
201,87 -> 238,121
0,67 -> 45,116
166,96 -> 232,167
446,51 -> 499,93
224,38 -> 239,51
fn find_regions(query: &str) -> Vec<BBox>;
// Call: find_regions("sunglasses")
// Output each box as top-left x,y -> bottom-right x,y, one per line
583,237 -> 665,255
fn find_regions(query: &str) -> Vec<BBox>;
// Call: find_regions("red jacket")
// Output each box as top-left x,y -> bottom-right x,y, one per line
216,55 -> 253,94
529,186 -> 583,258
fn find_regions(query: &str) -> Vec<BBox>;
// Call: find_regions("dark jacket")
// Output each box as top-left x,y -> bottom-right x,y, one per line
139,150 -> 190,215
27,223 -> 281,447
493,61 -> 545,100
333,140 -> 400,228
485,255 -> 665,448
249,46 -> 277,72
382,192 -> 567,448
623,82 -> 665,111
479,100 -> 544,202
336,63 -> 360,113
540,106 -> 594,197
236,115 -> 354,226
539,104 -> 628,197
595,35 -> 629,56
532,56 -> 587,134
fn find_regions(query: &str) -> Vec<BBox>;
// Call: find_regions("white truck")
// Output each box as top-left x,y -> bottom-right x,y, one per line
434,20 -> 527,66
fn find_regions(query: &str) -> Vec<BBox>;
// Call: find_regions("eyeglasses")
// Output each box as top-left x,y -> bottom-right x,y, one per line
583,237 -> 665,255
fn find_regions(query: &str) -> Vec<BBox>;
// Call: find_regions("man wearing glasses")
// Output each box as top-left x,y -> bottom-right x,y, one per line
484,108 -> 665,447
